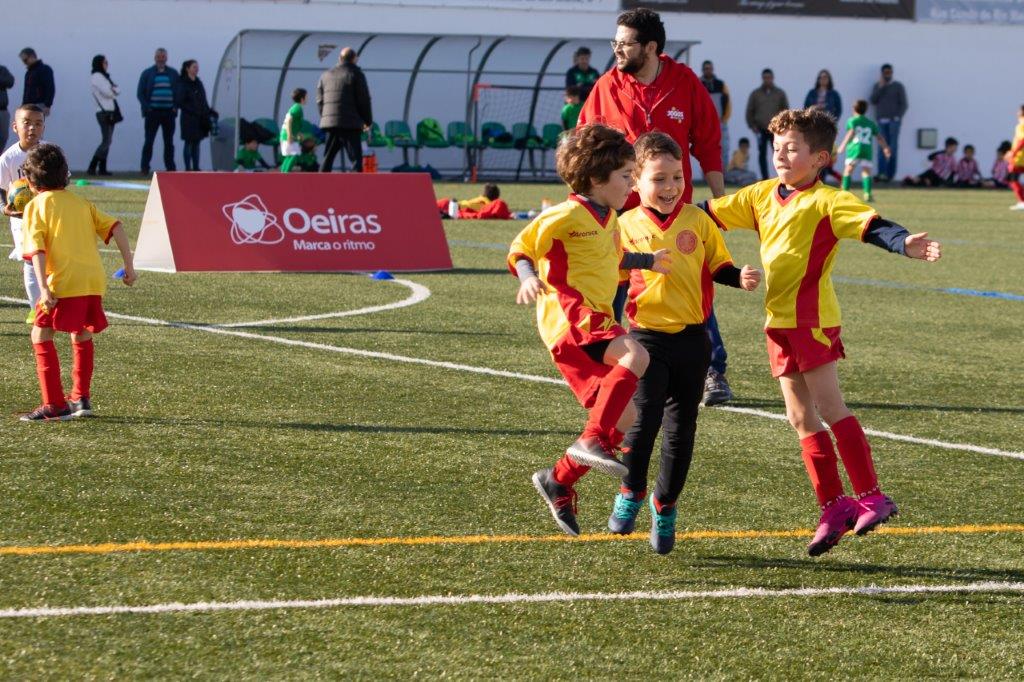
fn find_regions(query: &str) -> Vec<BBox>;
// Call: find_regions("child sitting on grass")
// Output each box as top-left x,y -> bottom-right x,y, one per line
234,138 -> 271,171
20,143 -> 136,421
437,183 -> 511,219
703,108 -> 941,556
903,137 -> 958,187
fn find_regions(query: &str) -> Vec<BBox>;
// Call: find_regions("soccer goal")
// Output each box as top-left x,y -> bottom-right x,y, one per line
471,83 -> 567,181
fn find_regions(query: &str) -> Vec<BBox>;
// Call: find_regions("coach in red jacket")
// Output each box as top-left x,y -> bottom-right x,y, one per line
580,8 -> 724,205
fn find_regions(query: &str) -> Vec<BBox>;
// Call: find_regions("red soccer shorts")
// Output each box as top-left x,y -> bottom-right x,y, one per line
550,327 -> 626,408
35,295 -> 109,334
765,326 -> 845,378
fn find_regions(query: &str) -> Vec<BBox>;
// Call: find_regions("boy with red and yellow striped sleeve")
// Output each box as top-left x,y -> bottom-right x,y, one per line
508,124 -> 668,537
703,108 -> 941,556
612,132 -> 761,554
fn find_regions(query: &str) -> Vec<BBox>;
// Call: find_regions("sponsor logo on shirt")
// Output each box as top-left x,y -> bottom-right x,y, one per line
223,194 -> 382,248
568,229 -> 598,238
667,107 -> 686,123
628,234 -> 654,246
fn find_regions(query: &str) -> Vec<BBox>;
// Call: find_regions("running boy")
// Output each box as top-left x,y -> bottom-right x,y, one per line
703,108 -> 941,556
19,143 -> 137,421
509,123 -> 666,536
836,99 -> 890,201
1005,105 -> 1024,210
280,88 -> 307,173
0,104 -> 48,322
612,132 -> 761,553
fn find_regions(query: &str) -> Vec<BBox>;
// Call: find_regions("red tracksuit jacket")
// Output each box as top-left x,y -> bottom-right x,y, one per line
579,54 -> 723,204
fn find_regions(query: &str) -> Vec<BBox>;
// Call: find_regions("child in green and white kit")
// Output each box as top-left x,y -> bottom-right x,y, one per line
279,88 -> 307,173
836,99 -> 890,201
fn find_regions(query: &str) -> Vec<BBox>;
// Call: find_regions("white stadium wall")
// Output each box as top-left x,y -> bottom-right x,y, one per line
12,0 -> 1024,180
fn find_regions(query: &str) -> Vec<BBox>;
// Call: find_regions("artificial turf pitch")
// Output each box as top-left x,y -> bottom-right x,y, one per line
0,180 -> 1021,677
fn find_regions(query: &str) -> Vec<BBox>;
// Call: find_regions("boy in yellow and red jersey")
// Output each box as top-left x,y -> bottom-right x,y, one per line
508,124 -> 669,536
703,108 -> 941,557
612,132 -> 761,554
20,143 -> 137,421
1005,104 -> 1024,210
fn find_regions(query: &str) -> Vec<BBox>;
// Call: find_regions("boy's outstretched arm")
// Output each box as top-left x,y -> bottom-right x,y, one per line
108,223 -> 138,285
904,232 -> 941,261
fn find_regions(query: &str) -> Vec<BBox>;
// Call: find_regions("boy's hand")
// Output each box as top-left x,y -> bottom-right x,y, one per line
37,288 -> 56,312
739,265 -> 762,291
836,144 -> 846,154
516,276 -> 547,304
904,232 -> 941,262
883,147 -> 892,159
651,248 -> 672,274
121,265 -> 138,286
2,204 -> 23,218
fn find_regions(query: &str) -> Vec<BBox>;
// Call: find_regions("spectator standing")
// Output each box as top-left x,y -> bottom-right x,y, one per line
700,60 -> 732,170
88,55 -> 119,177
803,69 -> 841,121
0,63 -> 13,150
565,47 -> 600,101
745,68 -> 789,180
176,60 -> 214,171
137,48 -> 179,174
869,63 -> 908,182
317,47 -> 372,173
19,48 -> 55,115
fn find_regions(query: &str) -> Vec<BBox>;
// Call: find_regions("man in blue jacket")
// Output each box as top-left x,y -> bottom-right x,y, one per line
19,49 -> 54,116
137,48 -> 179,174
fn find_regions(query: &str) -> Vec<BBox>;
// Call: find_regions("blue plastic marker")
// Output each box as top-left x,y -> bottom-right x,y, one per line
113,267 -> 125,279
371,270 -> 394,280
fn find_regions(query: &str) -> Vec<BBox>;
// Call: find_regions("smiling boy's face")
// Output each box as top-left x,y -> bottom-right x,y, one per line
635,153 -> 684,214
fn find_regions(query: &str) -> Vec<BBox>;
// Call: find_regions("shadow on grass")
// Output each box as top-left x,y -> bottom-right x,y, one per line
729,398 -> 1024,415
694,553 -> 1024,584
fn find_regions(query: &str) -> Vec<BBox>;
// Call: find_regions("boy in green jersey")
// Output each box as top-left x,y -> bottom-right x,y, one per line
280,88 -> 307,173
836,99 -> 890,201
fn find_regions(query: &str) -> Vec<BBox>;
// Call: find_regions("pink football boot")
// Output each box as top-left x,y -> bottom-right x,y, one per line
807,497 -> 859,557
854,493 -> 899,535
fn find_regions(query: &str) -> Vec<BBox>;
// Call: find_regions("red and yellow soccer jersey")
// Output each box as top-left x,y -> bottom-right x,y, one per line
620,203 -> 733,333
706,179 -> 876,329
1012,122 -> 1024,168
22,190 -> 118,299
508,195 -> 623,350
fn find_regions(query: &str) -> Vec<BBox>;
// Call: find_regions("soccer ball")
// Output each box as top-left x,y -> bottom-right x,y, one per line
7,178 -> 35,213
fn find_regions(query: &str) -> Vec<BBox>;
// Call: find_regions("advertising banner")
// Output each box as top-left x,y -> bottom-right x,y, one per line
917,0 -> 1024,23
620,0 -> 914,19
135,173 -> 452,273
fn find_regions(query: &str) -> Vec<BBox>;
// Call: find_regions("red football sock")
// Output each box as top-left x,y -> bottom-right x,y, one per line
831,415 -> 879,497
1011,180 -> 1024,202
33,340 -> 66,409
652,496 -> 674,513
582,365 -> 639,442
799,430 -> 846,507
71,339 -> 95,401
620,485 -> 645,499
552,454 -> 589,487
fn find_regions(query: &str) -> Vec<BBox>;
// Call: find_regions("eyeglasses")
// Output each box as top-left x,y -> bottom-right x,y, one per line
609,40 -> 640,50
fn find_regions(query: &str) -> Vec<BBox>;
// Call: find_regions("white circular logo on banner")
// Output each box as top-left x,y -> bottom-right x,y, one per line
222,194 -> 285,245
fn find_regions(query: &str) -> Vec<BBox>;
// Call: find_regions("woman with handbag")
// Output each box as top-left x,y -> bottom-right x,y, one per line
89,54 -> 121,176
176,59 -> 215,171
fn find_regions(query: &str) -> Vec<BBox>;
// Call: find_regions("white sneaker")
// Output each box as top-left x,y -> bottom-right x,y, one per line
1010,202 -> 1024,211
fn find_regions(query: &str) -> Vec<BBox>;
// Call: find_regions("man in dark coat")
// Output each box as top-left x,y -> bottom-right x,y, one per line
19,48 -> 54,115
0,63 -> 14,149
317,47 -> 372,172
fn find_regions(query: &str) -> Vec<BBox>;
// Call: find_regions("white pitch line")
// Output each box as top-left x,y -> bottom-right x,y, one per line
2,296 -> 1021,461
1,581 -> 1022,619
213,278 -> 431,328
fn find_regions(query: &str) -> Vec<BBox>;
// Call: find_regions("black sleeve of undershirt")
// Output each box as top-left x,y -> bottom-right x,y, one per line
863,217 -> 909,255
696,200 -> 712,217
620,252 -> 655,270
713,264 -> 742,288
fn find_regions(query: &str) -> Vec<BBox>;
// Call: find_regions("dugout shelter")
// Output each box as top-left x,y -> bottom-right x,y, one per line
211,30 -> 697,179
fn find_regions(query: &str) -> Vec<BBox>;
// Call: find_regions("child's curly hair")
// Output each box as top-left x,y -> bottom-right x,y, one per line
22,143 -> 69,190
768,108 -> 837,154
555,123 -> 635,195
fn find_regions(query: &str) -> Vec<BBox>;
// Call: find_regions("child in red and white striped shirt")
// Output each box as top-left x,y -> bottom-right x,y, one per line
903,137 -> 958,187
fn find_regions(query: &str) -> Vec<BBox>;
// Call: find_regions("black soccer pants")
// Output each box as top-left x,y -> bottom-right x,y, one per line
621,325 -> 711,507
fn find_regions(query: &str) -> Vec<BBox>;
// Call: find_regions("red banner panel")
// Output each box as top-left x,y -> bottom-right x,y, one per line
135,172 -> 452,272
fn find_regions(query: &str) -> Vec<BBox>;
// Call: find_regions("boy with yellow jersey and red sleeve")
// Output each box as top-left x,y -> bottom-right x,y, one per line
20,143 -> 137,421
702,108 -> 941,556
1005,104 -> 1024,210
611,132 -> 760,554
508,124 -> 669,536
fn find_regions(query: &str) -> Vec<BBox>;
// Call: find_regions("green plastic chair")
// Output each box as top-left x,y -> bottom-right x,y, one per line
447,121 -> 481,148
385,120 -> 420,163
416,118 -> 449,148
481,121 -> 514,149
362,122 -> 392,149
512,123 -> 543,150
541,123 -> 564,149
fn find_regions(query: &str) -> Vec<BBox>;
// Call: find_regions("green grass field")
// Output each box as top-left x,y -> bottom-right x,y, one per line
0,180 -> 1022,678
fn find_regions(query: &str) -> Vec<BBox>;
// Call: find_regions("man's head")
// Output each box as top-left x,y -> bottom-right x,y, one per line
22,143 -> 68,192
633,131 -> 684,214
564,85 -> 581,104
12,104 -> 45,149
881,63 -> 894,82
761,68 -> 774,88
613,8 -> 664,75
292,88 -> 308,104
701,60 -> 714,79
340,47 -> 357,64
154,48 -> 168,68
944,137 -> 959,153
19,48 -> 37,68
574,47 -> 592,70
483,183 -> 501,201
853,99 -> 868,115
556,124 -> 635,209
768,108 -> 836,187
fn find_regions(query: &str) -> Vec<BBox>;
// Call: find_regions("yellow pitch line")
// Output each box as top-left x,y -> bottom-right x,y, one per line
2,524 -> 1023,558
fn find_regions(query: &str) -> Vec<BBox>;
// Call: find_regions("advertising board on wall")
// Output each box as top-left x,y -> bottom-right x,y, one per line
619,0 -> 914,18
916,0 -> 1024,23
